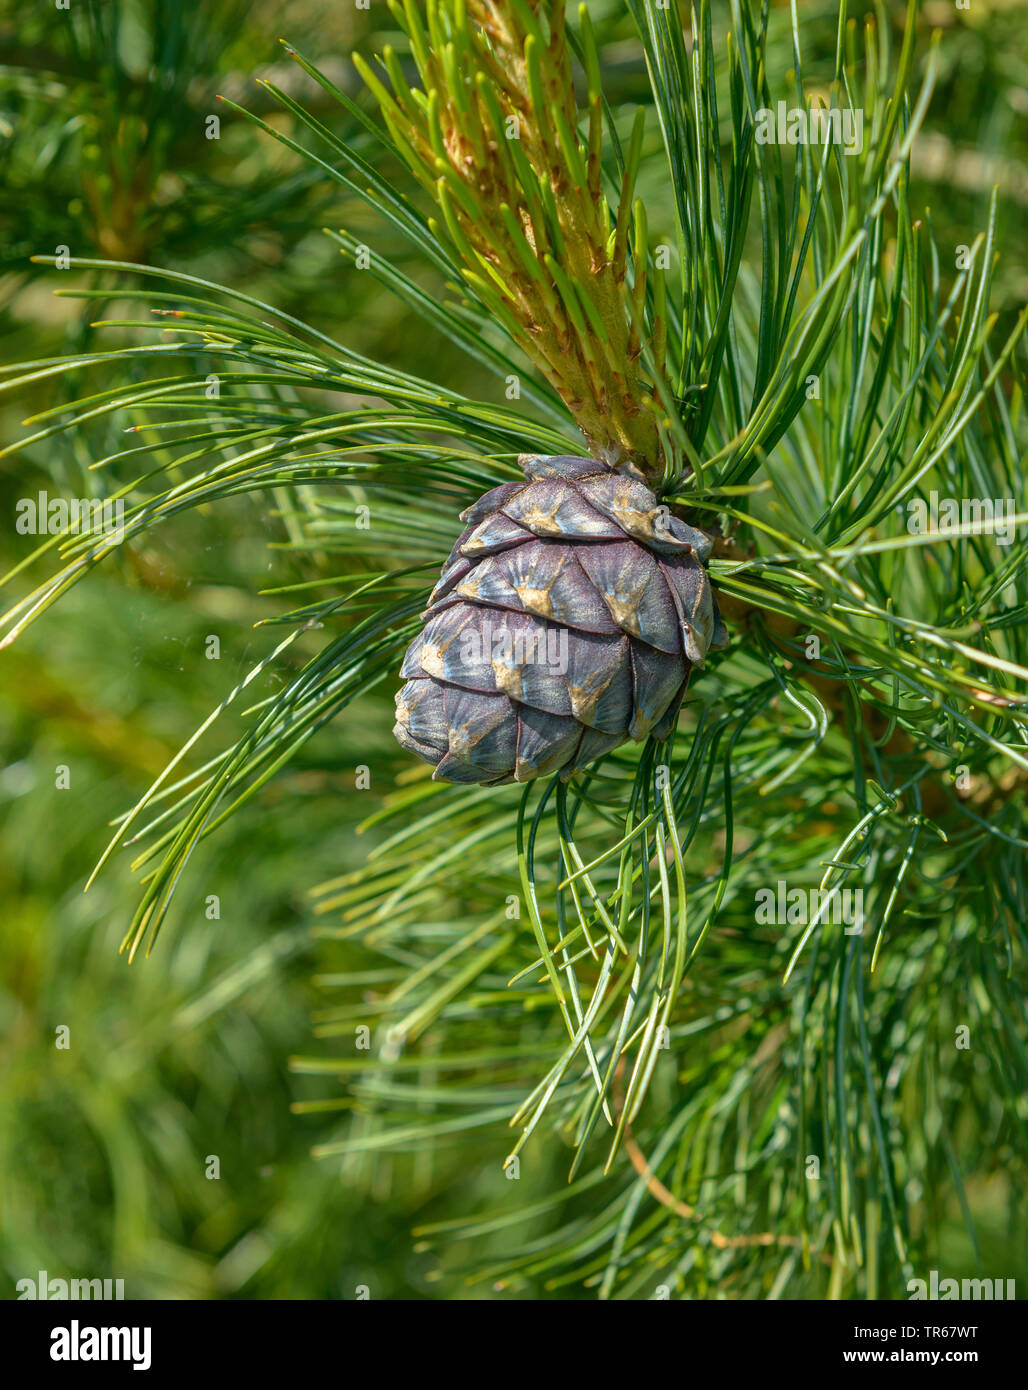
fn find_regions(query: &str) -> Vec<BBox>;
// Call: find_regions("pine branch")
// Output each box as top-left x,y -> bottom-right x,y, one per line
355,0 -> 665,475
2,0 -> 1026,1299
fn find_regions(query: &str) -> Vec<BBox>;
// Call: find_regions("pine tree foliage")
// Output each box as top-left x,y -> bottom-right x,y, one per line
2,0 -> 1026,1297
0,0 -> 335,277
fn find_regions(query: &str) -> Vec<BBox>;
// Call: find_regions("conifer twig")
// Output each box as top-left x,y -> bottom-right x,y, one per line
355,0 -> 665,474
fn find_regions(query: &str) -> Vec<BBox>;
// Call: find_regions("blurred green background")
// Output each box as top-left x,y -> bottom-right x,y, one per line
1,0 -> 1025,1299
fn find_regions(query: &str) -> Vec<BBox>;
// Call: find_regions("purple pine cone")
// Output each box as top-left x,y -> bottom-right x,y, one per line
394,453 -> 727,784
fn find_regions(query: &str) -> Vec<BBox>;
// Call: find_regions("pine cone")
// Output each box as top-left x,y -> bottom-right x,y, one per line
394,454 -> 727,784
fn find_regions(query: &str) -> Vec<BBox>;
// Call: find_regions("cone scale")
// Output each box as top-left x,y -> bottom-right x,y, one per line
394,454 -> 727,784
